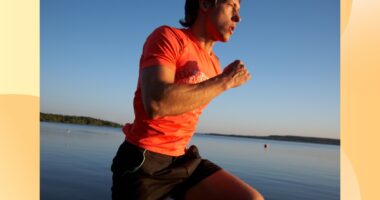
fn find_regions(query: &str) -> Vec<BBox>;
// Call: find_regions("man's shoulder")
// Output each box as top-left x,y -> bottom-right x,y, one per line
153,25 -> 183,33
150,25 -> 188,41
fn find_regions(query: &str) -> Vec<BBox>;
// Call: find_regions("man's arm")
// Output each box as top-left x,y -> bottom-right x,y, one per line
141,60 -> 251,119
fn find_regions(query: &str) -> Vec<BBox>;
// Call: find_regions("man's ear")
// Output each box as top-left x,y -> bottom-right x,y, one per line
199,0 -> 212,12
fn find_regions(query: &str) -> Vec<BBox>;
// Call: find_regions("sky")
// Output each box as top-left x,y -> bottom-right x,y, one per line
41,0 -> 340,139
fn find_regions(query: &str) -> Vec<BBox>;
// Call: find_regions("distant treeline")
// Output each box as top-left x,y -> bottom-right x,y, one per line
40,113 -> 339,145
204,133 -> 340,145
40,113 -> 123,128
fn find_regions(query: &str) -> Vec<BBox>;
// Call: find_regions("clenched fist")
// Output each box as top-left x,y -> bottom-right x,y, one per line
221,60 -> 251,89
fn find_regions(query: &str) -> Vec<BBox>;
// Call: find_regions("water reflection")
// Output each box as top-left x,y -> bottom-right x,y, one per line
41,122 -> 339,200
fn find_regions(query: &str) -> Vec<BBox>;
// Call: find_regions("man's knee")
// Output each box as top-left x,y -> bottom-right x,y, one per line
248,189 -> 264,200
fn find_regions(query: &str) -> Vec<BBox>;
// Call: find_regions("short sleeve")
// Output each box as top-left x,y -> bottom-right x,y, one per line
140,26 -> 183,71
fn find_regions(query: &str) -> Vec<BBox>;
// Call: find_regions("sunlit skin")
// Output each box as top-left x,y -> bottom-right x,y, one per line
190,0 -> 241,54
206,0 -> 241,42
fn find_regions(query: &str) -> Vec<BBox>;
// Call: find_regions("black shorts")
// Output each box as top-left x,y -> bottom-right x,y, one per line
111,140 -> 221,200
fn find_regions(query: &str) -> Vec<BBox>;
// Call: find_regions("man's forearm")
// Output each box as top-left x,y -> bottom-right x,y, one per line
142,60 -> 250,119
147,74 -> 228,118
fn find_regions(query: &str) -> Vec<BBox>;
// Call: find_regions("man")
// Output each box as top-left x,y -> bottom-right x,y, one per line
111,0 -> 264,199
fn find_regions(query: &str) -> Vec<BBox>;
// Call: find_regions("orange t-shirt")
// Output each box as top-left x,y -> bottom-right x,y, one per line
123,26 -> 222,156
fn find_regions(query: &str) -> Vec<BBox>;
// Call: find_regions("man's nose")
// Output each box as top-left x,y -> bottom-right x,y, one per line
232,13 -> 241,23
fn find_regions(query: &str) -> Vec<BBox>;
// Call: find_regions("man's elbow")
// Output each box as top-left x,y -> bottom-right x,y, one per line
144,101 -> 163,120
147,110 -> 161,120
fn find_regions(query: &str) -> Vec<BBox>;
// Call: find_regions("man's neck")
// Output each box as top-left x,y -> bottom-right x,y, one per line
189,23 -> 215,55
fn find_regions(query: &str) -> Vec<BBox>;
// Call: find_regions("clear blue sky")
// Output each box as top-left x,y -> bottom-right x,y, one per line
41,0 -> 340,139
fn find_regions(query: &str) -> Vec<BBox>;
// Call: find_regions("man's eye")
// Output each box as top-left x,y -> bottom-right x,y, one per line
226,3 -> 237,12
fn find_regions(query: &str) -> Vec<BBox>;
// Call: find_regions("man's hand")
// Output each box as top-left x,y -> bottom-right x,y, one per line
222,60 -> 251,89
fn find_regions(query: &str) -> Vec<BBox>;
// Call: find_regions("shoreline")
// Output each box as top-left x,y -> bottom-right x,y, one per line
40,113 -> 340,145
40,113 -> 123,128
200,133 -> 340,145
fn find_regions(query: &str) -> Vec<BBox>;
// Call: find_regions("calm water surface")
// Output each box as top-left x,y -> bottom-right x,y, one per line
41,122 -> 339,200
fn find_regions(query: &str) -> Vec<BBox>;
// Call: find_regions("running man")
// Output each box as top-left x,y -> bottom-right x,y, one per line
111,0 -> 264,199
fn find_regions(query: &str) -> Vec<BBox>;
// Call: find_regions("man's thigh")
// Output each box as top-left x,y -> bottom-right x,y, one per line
183,169 -> 264,200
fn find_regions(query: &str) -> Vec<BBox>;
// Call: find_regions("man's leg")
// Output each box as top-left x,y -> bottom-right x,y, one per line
184,169 -> 264,200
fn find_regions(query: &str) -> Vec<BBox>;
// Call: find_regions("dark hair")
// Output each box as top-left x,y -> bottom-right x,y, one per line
179,0 -> 217,27
179,0 -> 241,27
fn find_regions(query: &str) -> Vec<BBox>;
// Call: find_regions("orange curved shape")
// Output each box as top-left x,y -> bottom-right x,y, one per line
341,0 -> 353,33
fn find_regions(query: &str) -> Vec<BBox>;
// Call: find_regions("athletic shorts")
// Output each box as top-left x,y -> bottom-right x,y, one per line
111,140 -> 222,200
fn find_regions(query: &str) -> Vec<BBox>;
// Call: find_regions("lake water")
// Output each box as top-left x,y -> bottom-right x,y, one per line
41,122 -> 339,200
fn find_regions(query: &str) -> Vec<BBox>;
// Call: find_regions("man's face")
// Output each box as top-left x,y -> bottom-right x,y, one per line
205,0 -> 241,42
